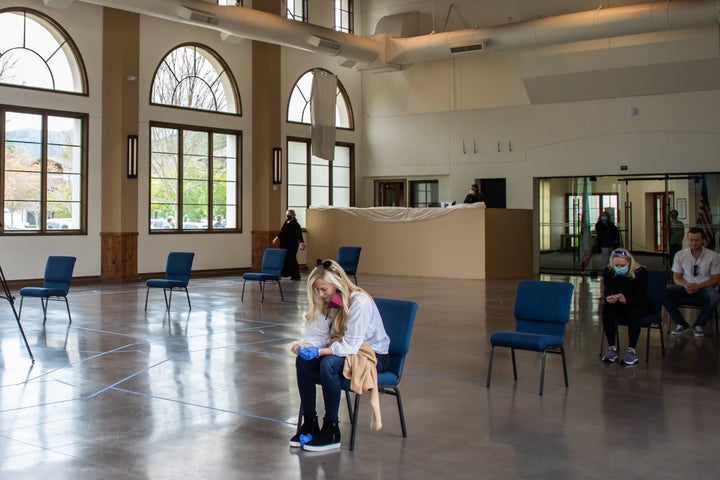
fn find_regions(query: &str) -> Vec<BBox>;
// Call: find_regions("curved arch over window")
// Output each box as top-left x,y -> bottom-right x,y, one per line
151,43 -> 241,114
0,8 -> 87,93
287,69 -> 354,129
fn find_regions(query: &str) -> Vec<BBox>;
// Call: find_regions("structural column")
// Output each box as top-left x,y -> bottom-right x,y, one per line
251,1 -> 283,270
100,8 -> 140,279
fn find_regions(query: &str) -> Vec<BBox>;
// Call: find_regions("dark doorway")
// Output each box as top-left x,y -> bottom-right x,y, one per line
478,178 -> 507,208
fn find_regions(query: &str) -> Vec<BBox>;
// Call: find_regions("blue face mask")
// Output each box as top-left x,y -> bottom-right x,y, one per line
613,265 -> 629,276
601,217 -> 608,223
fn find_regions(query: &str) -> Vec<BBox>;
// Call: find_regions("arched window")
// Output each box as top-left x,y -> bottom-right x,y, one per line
0,8 -> 87,93
150,43 -> 240,114
287,69 -> 354,129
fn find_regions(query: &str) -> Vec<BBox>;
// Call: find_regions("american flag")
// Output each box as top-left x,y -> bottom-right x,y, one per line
697,176 -> 715,250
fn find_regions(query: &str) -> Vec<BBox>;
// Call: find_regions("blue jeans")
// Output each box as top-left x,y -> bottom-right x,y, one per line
296,353 -> 388,422
663,285 -> 720,328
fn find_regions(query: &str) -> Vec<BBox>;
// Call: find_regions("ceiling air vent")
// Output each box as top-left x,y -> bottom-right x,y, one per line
307,35 -> 343,53
449,40 -> 488,54
176,6 -> 220,25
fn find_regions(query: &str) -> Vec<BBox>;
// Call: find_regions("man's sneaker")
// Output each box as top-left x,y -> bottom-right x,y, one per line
620,348 -> 639,366
693,325 -> 705,337
671,325 -> 690,335
601,346 -> 619,363
302,419 -> 341,452
289,414 -> 319,448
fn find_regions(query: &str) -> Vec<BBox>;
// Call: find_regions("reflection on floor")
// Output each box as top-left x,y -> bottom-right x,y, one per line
1,273 -> 718,479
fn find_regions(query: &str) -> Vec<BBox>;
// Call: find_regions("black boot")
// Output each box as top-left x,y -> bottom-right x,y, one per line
302,418 -> 341,452
289,414 -> 319,448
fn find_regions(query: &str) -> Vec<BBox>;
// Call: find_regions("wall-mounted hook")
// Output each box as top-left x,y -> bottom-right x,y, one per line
497,141 -> 501,152
462,139 -> 466,154
508,140 -> 512,152
473,139 -> 477,154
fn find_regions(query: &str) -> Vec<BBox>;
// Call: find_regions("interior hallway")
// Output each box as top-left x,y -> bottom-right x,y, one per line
0,272 -> 718,479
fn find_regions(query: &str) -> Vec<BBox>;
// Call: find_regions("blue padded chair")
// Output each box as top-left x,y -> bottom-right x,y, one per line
241,248 -> 287,303
486,280 -> 574,395
599,270 -> 666,363
144,252 -> 195,312
337,246 -> 362,284
296,297 -> 419,450
18,256 -> 77,326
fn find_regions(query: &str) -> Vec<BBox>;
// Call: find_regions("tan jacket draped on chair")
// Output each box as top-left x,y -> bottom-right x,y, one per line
343,342 -> 382,431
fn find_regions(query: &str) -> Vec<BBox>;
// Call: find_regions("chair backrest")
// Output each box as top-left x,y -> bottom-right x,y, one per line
374,297 -> 419,379
646,270 -> 669,312
43,256 -> 77,293
166,252 -> 195,285
337,246 -> 362,274
514,280 -> 574,337
261,248 -> 287,276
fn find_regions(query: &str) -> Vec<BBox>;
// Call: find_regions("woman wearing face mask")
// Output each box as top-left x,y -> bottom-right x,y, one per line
601,248 -> 655,365
289,259 -> 390,452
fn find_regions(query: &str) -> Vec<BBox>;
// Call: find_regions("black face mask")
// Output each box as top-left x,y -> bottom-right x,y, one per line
286,215 -> 293,220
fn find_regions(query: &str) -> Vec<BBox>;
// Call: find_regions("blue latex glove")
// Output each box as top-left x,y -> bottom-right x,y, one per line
298,345 -> 319,360
299,433 -> 313,445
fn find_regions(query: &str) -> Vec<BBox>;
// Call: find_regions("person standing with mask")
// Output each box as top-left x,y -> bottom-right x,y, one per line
595,211 -> 621,268
600,249 -> 654,365
273,210 -> 306,280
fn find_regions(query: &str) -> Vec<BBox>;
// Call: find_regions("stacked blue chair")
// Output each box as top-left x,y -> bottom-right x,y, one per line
241,248 -> 287,303
18,256 -> 77,326
486,280 -> 574,395
144,252 -> 195,312
337,246 -> 362,284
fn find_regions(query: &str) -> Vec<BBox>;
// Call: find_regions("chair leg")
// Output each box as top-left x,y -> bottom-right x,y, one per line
345,390 -> 354,425
659,324 -> 665,356
63,296 -> 72,324
277,279 -> 284,302
41,297 -> 49,326
241,279 -> 247,301
560,348 -> 569,387
161,288 -> 170,311
277,280 -> 285,302
349,392 -> 361,451
646,326 -> 651,363
259,281 -> 265,302
18,296 -> 25,321
539,351 -> 547,396
392,386 -> 408,438
144,287 -> 150,311
184,287 -> 192,310
511,349 -> 518,381
167,288 -> 173,312
486,346 -> 494,388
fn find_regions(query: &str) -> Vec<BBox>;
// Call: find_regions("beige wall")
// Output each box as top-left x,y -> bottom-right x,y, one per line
306,207 -> 533,279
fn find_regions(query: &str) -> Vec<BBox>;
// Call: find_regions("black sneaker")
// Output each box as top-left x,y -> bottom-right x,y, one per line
302,419 -> 341,452
289,414 -> 319,448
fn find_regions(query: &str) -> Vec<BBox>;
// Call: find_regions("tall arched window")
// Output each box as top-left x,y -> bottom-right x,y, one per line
149,44 -> 242,233
150,43 -> 240,114
0,8 -> 87,93
287,69 -> 353,129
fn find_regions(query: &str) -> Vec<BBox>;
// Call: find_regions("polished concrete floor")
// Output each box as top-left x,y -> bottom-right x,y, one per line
1,272 -> 719,479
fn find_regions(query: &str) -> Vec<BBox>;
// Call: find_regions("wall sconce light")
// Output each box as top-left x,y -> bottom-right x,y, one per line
127,135 -> 138,179
272,147 -> 282,185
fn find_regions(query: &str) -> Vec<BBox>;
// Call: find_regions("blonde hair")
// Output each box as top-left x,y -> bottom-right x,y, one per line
305,259 -> 366,343
608,248 -> 643,279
